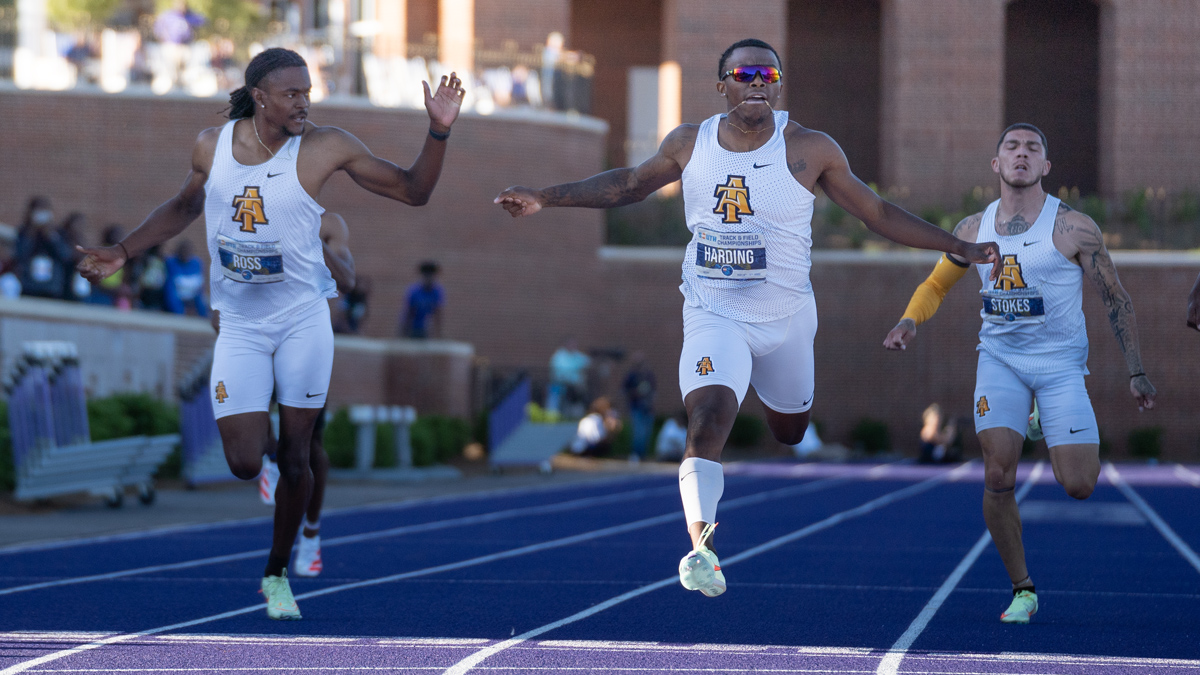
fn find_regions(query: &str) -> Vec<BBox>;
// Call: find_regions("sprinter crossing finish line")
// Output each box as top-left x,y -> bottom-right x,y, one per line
495,38 -> 1002,597
77,47 -> 465,620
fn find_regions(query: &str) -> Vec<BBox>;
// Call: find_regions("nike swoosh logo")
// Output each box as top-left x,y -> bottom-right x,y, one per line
1069,427 -> 1089,434
752,163 -> 771,169
802,394 -> 814,406
267,172 -> 285,178
1023,241 -> 1038,246
306,392 -> 324,398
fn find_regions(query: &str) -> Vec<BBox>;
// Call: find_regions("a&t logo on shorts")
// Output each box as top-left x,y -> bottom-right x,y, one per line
696,356 -> 715,376
713,175 -> 754,224
215,381 -> 229,404
232,187 -> 269,234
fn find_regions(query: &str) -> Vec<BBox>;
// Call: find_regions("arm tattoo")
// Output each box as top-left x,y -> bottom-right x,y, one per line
952,213 -> 981,238
540,168 -> 644,209
788,159 -> 806,175
1080,222 -> 1144,374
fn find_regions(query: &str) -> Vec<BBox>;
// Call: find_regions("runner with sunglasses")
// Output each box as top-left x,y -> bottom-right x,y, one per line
495,38 -> 1001,597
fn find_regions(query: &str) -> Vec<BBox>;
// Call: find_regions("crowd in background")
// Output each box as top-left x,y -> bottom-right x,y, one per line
0,196 -> 208,316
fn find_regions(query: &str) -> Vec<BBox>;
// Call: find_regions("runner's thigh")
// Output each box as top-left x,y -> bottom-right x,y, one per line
274,302 -> 335,409
749,296 -> 816,414
679,305 -> 752,406
211,321 -> 275,418
973,350 -> 1033,436
1034,370 -> 1099,447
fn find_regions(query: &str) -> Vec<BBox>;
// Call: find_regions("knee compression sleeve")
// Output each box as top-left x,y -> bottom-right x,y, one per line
679,457 -> 724,526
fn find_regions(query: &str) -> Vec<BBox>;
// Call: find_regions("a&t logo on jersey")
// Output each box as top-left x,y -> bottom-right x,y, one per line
232,187 -> 269,233
215,381 -> 229,404
696,357 -> 715,376
994,255 -> 1027,291
713,175 -> 754,224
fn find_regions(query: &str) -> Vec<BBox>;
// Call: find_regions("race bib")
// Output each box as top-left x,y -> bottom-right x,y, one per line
981,287 -> 1046,324
217,237 -> 285,284
694,228 -> 767,280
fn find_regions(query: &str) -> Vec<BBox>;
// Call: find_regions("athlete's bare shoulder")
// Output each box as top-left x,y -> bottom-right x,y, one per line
1052,201 -> 1103,257
192,125 -> 223,173
782,121 -> 837,187
952,211 -> 984,242
659,123 -> 700,168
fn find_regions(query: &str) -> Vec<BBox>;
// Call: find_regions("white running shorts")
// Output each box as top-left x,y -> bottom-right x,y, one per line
210,299 -> 334,418
678,295 -> 817,414
973,348 -> 1099,447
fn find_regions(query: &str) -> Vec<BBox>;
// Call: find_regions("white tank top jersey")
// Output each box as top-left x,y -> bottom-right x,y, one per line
204,119 -> 336,324
974,195 -> 1089,374
679,110 -> 816,323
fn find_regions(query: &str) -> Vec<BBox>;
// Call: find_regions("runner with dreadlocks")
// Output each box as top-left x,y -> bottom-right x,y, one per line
77,48 -> 465,620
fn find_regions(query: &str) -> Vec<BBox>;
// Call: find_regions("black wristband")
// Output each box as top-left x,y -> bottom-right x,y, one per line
429,127 -> 450,141
1130,372 -> 1146,379
116,241 -> 131,260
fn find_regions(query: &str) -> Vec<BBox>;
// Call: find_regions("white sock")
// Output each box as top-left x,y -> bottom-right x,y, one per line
679,457 -> 724,527
303,517 -> 320,535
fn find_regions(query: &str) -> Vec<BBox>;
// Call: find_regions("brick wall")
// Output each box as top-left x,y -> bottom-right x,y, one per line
1098,0 -> 1200,197
475,0 -> 569,51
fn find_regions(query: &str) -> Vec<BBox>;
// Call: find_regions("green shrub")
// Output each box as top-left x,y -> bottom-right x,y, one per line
850,418 -> 890,454
1079,195 -> 1107,226
374,423 -> 396,468
410,415 -> 472,466
1173,190 -> 1200,223
1128,426 -> 1163,460
727,414 -> 766,447
322,407 -> 356,468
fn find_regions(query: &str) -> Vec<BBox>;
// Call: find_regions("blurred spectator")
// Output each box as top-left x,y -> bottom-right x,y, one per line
334,275 -> 371,334
569,396 -> 622,457
58,212 -> 92,302
0,224 -> 21,299
66,33 -> 100,84
622,350 -> 656,462
401,261 -> 443,338
152,1 -> 205,92
15,196 -> 74,300
131,245 -> 168,310
547,336 -> 590,417
919,403 -> 959,464
655,411 -> 688,462
165,239 -> 207,316
540,32 -> 563,105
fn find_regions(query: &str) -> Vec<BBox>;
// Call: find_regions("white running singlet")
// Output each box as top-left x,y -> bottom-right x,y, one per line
204,120 -> 336,324
974,195 -> 1089,374
680,110 -> 816,323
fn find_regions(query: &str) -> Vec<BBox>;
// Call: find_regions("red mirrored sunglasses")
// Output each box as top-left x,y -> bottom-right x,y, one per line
721,65 -> 782,84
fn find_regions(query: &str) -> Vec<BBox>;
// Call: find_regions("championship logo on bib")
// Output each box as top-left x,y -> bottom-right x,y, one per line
713,175 -> 753,224
232,187 -> 269,233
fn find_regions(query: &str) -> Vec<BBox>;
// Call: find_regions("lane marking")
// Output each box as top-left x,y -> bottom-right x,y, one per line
0,484 -> 686,596
0,475 -> 848,675
442,463 -> 972,675
1106,463 -> 1200,575
874,462 -> 1044,675
0,474 -> 671,556
1174,464 -> 1200,487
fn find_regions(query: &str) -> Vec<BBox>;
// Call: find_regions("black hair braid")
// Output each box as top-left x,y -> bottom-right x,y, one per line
224,48 -> 308,119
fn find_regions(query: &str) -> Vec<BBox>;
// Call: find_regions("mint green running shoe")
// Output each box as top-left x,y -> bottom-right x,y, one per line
679,522 -> 726,598
261,569 -> 302,620
1026,401 -> 1044,442
1000,589 -> 1037,624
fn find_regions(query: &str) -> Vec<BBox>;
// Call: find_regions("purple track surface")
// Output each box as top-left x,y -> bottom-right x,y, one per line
1,461 -> 1197,674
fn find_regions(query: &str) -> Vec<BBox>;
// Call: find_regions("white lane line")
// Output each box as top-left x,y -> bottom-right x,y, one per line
0,474 -> 671,556
1106,463 -> 1200,575
441,463 -> 972,675
875,462 -> 1044,675
1174,464 -> 1200,488
0,476 -> 846,675
0,484 -> 683,597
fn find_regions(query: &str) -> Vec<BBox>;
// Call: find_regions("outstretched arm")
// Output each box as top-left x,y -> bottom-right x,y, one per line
883,214 -> 979,350
320,213 -> 355,292
1068,213 -> 1156,409
494,125 -> 695,217
813,136 -> 1000,278
77,129 -> 214,282
340,74 -> 465,206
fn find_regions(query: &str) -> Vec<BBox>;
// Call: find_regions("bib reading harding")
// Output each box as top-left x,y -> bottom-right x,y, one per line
679,110 -> 816,323
204,120 -> 336,323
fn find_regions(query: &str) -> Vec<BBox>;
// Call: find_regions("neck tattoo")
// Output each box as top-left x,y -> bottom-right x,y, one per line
252,114 -> 276,159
